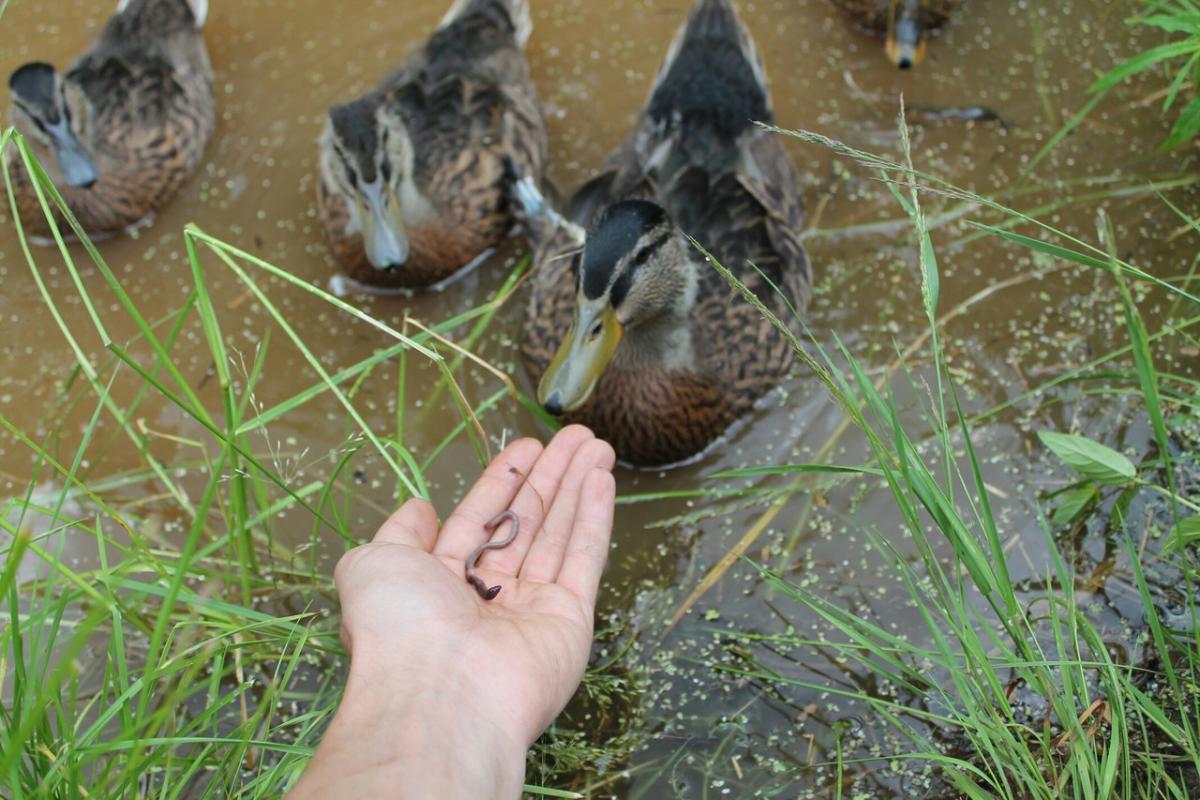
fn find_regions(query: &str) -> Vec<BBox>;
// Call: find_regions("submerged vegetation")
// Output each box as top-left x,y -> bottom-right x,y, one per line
2,3 -> 1199,800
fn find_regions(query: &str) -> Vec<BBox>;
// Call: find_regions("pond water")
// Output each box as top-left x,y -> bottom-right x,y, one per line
1,0 -> 1197,796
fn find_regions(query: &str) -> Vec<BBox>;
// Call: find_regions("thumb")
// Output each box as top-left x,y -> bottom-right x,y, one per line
372,498 -> 440,551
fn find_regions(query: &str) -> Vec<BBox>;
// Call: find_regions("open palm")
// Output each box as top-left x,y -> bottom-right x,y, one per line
333,426 -> 617,746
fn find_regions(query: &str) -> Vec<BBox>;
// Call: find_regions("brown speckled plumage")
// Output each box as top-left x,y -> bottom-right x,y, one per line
829,0 -> 963,38
5,0 -> 213,239
318,0 -> 545,289
520,0 -> 811,467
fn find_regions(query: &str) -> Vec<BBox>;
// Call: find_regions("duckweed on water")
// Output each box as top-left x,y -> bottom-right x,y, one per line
3,0 -> 1200,797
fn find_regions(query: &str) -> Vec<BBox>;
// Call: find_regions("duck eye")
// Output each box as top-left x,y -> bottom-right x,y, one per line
631,233 -> 669,267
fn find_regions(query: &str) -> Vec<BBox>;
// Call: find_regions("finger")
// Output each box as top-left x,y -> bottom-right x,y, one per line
433,437 -> 543,559
519,437 -> 615,583
557,468 -> 616,609
371,498 -> 440,551
476,424 -> 597,575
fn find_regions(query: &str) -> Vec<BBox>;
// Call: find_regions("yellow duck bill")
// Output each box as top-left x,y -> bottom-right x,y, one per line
538,302 -> 623,415
358,177 -> 409,270
886,0 -> 928,69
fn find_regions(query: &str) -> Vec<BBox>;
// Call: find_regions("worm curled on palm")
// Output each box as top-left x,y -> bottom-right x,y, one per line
465,510 -> 520,600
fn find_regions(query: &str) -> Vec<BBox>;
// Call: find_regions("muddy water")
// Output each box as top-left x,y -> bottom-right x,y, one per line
1,0 -> 1197,796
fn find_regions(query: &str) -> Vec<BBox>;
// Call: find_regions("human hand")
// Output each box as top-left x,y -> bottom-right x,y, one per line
288,425 -> 617,800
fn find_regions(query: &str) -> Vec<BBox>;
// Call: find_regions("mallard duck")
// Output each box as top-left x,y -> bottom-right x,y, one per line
830,0 -> 964,68
5,0 -> 213,240
317,0 -> 546,290
516,0 -> 811,467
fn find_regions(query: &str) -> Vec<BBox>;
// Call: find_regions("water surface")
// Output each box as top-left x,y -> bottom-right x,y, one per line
1,0 -> 1196,796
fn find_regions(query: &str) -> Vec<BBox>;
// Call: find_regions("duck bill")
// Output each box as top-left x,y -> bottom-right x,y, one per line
45,118 -> 97,188
358,178 -> 409,270
538,303 -> 623,414
886,0 -> 927,69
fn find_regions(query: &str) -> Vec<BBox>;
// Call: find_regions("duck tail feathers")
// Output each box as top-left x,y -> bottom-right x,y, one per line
648,0 -> 771,129
438,0 -> 532,49
115,0 -> 207,28
187,0 -> 207,27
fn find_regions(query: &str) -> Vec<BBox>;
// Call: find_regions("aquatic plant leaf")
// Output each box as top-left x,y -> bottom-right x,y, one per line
1037,431 -> 1137,486
1090,39 -> 1196,95
1163,517 -> 1200,554
1137,13 -> 1200,36
1163,94 -> 1200,150
1051,484 -> 1098,527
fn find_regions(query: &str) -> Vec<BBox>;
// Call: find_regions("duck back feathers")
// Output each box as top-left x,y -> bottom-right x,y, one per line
68,0 -> 213,147
414,0 -> 533,95
6,0 -> 213,238
648,0 -> 771,135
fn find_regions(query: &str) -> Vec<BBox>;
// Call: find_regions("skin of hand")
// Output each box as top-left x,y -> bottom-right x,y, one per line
287,425 -> 617,800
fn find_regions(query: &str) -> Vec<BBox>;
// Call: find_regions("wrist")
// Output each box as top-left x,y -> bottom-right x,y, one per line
290,652 -> 528,799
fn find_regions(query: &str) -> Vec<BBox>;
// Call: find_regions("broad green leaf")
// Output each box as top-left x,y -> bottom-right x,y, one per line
1137,13 -> 1200,34
1163,516 -> 1200,554
1052,484 -> 1099,527
1037,431 -> 1137,486
1090,39 -> 1197,94
1164,94 -> 1200,150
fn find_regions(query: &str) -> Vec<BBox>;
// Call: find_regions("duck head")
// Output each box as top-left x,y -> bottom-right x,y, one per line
8,62 -> 98,189
319,94 -> 422,272
886,0 -> 928,69
539,200 -> 699,415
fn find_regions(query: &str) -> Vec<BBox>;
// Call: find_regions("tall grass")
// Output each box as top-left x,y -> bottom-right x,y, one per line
700,116 -> 1200,798
0,128 -> 581,798
2,15 -> 1198,799
1093,0 -> 1200,150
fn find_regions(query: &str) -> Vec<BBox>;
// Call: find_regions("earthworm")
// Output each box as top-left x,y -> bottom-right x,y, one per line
465,509 -> 520,600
